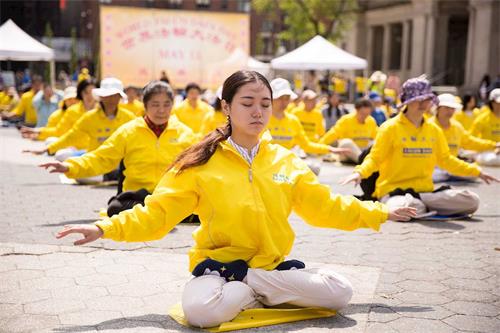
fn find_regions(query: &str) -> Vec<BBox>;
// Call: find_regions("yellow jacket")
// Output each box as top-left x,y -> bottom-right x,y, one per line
120,100 -> 145,117
64,116 -> 196,193
470,111 -> 500,142
355,113 -> 481,199
38,101 -> 91,141
12,90 -> 37,125
200,110 -> 227,135
431,117 -> 496,156
267,113 -> 330,154
452,108 -> 482,131
293,106 -> 325,142
47,106 -> 135,154
45,109 -> 64,129
95,135 -> 389,271
173,99 -> 213,133
319,112 -> 378,149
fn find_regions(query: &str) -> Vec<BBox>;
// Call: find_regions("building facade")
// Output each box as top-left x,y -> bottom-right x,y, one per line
345,0 -> 499,92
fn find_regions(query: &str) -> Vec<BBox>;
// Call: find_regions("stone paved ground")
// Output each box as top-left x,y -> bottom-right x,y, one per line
0,127 -> 499,333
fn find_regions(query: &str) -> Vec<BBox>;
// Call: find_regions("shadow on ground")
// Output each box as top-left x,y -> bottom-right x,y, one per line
51,303 -> 433,332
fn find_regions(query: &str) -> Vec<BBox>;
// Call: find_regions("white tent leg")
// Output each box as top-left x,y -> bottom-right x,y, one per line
50,60 -> 56,87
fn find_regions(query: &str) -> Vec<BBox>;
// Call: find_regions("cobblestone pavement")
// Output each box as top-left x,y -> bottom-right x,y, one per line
0,127 -> 499,332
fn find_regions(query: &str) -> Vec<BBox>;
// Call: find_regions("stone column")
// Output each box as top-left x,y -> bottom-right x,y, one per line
464,0 -> 494,90
401,20 -> 410,79
382,23 -> 391,72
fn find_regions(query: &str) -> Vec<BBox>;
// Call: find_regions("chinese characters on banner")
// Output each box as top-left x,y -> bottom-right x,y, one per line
100,6 -> 250,89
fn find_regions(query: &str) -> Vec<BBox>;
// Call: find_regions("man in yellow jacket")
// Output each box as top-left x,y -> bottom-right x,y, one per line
320,98 -> 378,163
40,81 -> 196,216
431,93 -> 498,181
1,75 -> 42,126
292,90 -> 325,142
342,76 -> 498,217
172,82 -> 213,134
25,78 -> 135,165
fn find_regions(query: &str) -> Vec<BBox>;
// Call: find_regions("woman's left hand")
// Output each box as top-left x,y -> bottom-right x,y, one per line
388,207 -> 418,222
478,172 -> 500,184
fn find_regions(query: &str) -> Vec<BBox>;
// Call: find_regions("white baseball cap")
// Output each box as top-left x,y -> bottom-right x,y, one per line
63,86 -> 77,100
215,86 -> 223,100
270,78 -> 298,100
92,77 -> 126,99
489,88 -> 500,103
437,93 -> 462,110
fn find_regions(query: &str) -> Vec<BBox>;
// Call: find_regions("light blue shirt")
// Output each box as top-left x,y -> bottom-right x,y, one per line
32,90 -> 63,127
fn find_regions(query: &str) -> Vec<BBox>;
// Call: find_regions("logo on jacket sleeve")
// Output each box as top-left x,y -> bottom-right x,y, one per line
273,173 -> 292,184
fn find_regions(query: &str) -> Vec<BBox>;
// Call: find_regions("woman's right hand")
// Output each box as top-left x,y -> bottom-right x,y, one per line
56,224 -> 103,245
39,162 -> 69,173
23,148 -> 48,155
339,172 -> 362,185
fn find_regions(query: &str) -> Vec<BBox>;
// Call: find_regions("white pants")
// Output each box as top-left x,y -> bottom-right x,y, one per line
432,167 -> 477,183
382,188 -> 480,216
338,139 -> 362,163
182,268 -> 353,328
475,151 -> 500,167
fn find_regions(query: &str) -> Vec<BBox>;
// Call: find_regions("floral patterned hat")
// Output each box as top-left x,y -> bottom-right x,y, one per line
397,75 -> 438,108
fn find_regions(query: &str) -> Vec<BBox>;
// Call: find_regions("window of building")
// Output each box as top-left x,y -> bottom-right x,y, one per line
389,23 -> 402,70
237,0 -> 250,12
168,0 -> 183,8
407,20 -> 412,69
371,25 -> 384,70
261,20 -> 273,32
196,0 -> 210,9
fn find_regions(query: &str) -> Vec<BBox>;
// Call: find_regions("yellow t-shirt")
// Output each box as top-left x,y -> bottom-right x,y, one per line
320,112 -> 378,149
267,113 -> 330,154
470,111 -> 500,142
293,106 -> 325,142
452,108 -> 483,131
172,99 -> 213,133
12,90 -> 37,125
431,117 -> 496,156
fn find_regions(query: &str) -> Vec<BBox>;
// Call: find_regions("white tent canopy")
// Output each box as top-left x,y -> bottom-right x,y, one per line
0,19 -> 55,61
271,35 -> 367,71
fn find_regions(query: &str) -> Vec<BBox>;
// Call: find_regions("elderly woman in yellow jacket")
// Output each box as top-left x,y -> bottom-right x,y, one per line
56,70 -> 416,328
342,76 -> 498,217
40,81 -> 196,216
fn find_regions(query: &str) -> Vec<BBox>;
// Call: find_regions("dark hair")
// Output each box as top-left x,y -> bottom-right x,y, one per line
169,70 -> 272,174
355,98 -> 373,110
462,94 -> 476,110
213,98 -> 222,112
185,82 -> 201,94
76,79 -> 97,101
142,81 -> 174,105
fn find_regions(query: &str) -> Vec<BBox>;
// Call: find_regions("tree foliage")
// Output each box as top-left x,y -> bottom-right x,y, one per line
253,0 -> 358,44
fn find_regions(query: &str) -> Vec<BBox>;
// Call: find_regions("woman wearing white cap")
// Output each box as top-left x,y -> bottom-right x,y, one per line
469,88 -> 500,166
20,86 -> 79,140
267,78 -> 349,172
25,78 -> 135,165
432,93 -> 499,181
